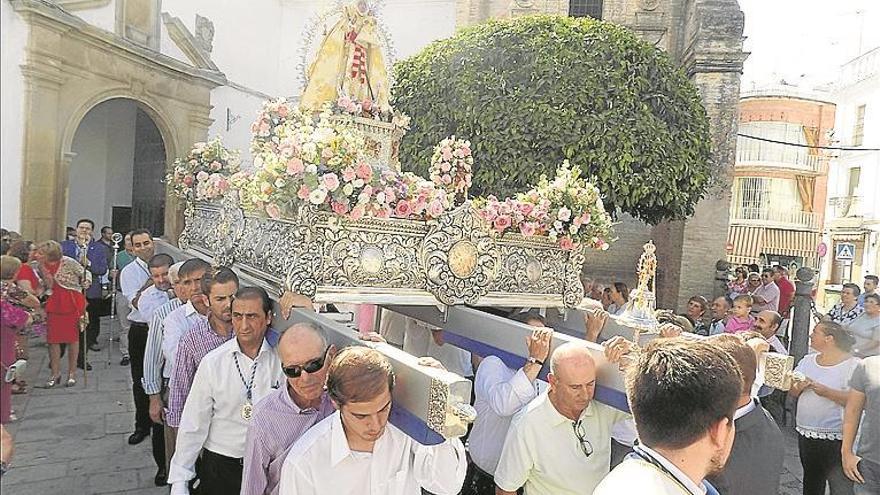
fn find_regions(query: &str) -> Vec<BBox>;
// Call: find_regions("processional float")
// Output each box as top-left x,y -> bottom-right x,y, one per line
162,1 -> 793,445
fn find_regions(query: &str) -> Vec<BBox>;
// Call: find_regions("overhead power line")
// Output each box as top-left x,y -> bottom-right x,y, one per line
737,133 -> 880,152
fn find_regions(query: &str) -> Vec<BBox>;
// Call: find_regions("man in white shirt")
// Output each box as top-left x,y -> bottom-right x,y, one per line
152,258 -> 210,474
494,342 -> 630,495
168,286 -> 283,495
463,313 -> 551,495
279,346 -> 467,495
594,338 -> 742,495
751,268 -> 780,313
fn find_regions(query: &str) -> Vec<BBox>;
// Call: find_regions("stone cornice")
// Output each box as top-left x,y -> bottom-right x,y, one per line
161,12 -> 219,72
10,0 -> 228,88
55,0 -> 111,11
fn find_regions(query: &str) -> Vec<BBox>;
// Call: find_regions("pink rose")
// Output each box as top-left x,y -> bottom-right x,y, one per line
440,162 -> 451,173
183,176 -> 194,187
332,201 -> 349,215
518,202 -> 534,217
265,203 -> 281,219
342,167 -> 356,182
322,173 -> 340,192
286,157 -> 304,175
215,177 -> 229,192
337,96 -> 352,109
297,185 -> 311,200
581,213 -> 591,225
196,171 -> 210,182
383,187 -> 396,203
493,215 -> 512,232
559,236 -> 575,250
258,122 -> 270,135
376,206 -> 392,219
461,146 -> 471,157
394,200 -> 413,218
321,147 -> 335,160
349,205 -> 365,221
441,147 -> 453,161
427,200 -> 445,218
210,161 -> 222,171
520,222 -> 536,237
355,162 -> 373,181
413,198 -> 427,215
277,105 -> 289,118
441,174 -> 452,185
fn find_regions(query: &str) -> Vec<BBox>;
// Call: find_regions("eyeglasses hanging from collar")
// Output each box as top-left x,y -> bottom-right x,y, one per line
572,419 -> 593,458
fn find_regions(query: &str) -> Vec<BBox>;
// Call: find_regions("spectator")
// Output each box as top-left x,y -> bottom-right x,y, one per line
608,282 -> 629,316
725,295 -> 755,334
789,321 -> 859,495
1,263 -> 31,424
709,296 -> 733,336
858,275 -> 878,306
751,268 -> 780,313
828,283 -> 864,326
841,355 -> 880,494
773,265 -> 795,318
685,295 -> 710,336
601,287 -> 612,311
728,266 -> 748,297
847,293 -> 880,358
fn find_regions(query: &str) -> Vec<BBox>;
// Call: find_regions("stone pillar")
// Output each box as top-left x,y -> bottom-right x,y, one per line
790,267 -> 815,366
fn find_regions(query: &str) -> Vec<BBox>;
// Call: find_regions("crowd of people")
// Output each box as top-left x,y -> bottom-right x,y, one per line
1,223 -> 879,495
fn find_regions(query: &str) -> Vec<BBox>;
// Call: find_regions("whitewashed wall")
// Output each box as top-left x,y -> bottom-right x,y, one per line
0,1 -> 28,231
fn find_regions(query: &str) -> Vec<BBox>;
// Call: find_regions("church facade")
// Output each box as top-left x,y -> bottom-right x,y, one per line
0,0 -> 745,309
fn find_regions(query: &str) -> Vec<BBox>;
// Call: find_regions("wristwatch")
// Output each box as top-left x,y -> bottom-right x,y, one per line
526,357 -> 544,367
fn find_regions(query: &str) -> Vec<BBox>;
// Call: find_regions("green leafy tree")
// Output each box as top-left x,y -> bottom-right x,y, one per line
392,15 -> 712,224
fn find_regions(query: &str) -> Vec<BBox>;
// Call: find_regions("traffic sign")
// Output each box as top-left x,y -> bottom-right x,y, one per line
835,243 -> 855,261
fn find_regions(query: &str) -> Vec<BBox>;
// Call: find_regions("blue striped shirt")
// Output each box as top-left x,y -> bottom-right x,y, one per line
142,297 -> 183,395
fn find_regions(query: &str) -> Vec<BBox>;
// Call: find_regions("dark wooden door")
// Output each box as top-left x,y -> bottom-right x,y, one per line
131,108 -> 167,236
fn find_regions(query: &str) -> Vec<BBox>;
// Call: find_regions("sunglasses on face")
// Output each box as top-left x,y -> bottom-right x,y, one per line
282,346 -> 330,378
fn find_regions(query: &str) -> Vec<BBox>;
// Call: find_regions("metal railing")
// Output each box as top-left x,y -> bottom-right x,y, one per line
730,206 -> 820,230
735,143 -> 826,173
828,196 -> 862,218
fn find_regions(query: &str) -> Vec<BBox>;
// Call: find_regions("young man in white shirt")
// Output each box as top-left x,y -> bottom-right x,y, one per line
494,342 -> 630,495
279,346 -> 467,495
168,286 -> 283,495
594,338 -> 742,495
463,313 -> 551,495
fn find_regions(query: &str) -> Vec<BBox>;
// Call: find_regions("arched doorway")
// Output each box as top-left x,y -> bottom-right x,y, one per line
66,98 -> 168,236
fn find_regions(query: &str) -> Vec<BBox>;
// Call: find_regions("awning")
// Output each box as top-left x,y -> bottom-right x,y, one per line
830,231 -> 867,242
727,226 -> 820,267
727,226 -> 763,265
763,229 -> 820,259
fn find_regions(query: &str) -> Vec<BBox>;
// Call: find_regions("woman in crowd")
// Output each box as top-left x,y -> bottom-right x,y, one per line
728,265 -> 749,297
790,320 -> 860,495
0,256 -> 40,395
1,259 -> 31,424
607,282 -> 629,315
5,241 -> 41,379
684,295 -> 710,335
847,293 -> 879,358
29,241 -> 88,388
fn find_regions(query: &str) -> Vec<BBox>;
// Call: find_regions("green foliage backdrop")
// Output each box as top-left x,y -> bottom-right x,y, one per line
391,15 -> 712,224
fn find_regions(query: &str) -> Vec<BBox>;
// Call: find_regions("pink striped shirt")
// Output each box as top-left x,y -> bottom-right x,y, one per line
241,387 -> 335,495
165,318 -> 234,427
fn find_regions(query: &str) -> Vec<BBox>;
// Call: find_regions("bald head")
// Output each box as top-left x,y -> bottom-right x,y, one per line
548,342 -> 597,420
754,310 -> 782,339
279,322 -> 328,361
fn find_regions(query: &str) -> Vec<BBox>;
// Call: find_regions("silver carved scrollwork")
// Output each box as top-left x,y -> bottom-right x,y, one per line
562,245 -> 586,308
284,205 -> 324,297
421,203 -> 499,306
177,200 -> 195,250
322,223 -> 426,288
492,238 -> 567,295
212,192 -> 245,267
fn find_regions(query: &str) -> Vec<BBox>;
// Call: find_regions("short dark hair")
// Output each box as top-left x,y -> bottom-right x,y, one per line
327,347 -> 395,407
748,264 -> 760,274
865,275 -> 878,285
761,267 -> 774,276
627,338 -> 742,450
101,226 -> 112,234
234,286 -> 272,315
613,282 -> 630,301
865,293 -> 880,305
201,267 -> 239,296
76,219 -> 94,229
66,226 -> 75,233
842,282 -> 861,297
688,295 -> 708,312
130,229 -> 152,241
148,253 -> 174,269
178,258 -> 211,278
513,312 -> 546,326
710,334 -> 757,396
6,240 -> 33,263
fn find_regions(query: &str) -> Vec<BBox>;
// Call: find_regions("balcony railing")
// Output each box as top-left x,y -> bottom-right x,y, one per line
735,144 -> 826,174
730,206 -> 820,230
828,196 -> 862,218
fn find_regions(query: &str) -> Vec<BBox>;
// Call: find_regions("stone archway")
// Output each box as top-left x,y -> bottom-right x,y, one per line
14,0 -> 223,242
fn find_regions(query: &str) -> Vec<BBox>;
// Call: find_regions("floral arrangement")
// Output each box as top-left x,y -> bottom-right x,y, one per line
167,137 -> 240,201
241,101 -> 449,221
474,161 -> 612,251
429,136 -> 473,200
334,95 -> 411,130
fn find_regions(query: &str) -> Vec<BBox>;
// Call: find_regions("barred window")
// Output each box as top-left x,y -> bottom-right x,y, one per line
569,0 -> 603,19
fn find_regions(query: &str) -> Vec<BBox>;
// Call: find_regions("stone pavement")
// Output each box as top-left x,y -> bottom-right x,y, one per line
1,320 -> 808,495
1,320 -> 165,495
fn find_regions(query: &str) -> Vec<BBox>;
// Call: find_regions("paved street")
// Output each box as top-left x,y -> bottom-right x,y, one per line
1,321 -> 807,495
1,320 -> 164,495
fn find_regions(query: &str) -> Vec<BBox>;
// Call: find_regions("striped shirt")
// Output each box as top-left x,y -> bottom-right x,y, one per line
166,318 -> 234,427
142,297 -> 183,395
242,389 -> 335,495
162,301 -> 207,376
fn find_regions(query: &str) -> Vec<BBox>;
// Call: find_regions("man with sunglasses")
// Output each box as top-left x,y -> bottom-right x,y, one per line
494,342 -> 630,495
750,268 -> 780,314
242,321 -> 336,495
168,286 -> 283,495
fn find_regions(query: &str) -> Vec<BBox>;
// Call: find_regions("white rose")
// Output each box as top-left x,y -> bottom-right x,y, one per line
306,164 -> 318,174
353,178 -> 365,188
308,188 -> 328,205
376,192 -> 386,204
343,184 -> 354,196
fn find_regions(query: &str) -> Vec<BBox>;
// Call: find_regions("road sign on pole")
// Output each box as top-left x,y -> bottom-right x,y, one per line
835,243 -> 855,261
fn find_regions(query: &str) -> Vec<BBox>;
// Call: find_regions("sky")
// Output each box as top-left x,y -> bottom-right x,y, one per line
738,0 -> 880,90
